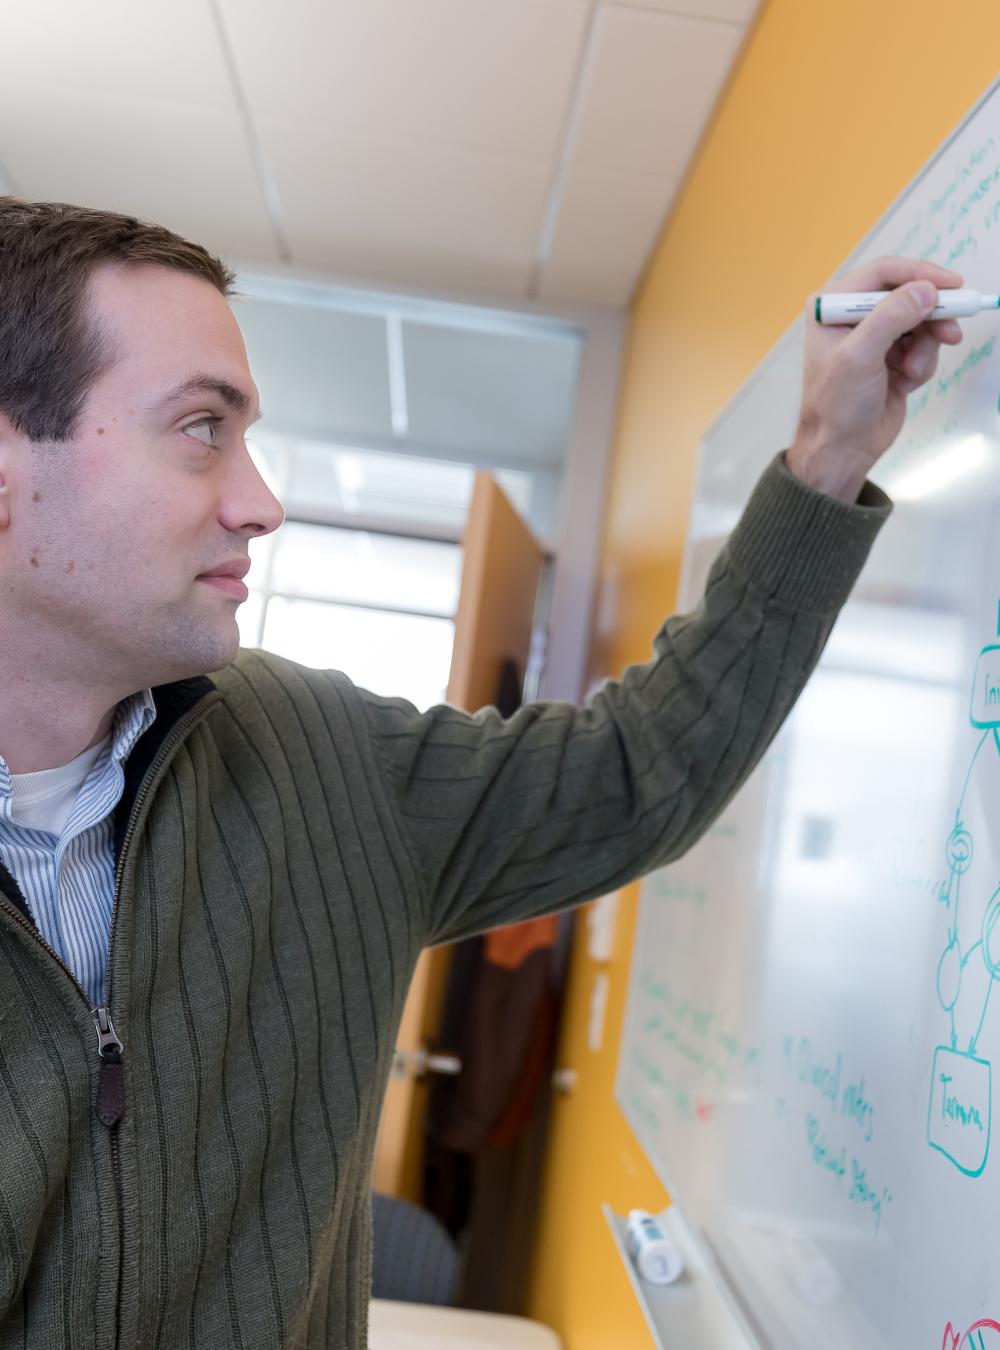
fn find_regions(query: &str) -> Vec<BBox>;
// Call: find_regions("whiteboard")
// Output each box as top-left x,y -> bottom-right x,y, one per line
616,75 -> 1000,1350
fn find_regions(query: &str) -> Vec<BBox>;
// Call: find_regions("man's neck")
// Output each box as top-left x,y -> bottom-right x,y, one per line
0,678 -> 120,775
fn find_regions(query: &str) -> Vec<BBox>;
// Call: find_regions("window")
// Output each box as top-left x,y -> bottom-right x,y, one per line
238,517 -> 462,712
232,275 -> 589,710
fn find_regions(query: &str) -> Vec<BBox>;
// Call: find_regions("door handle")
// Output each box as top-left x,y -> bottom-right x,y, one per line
390,1047 -> 463,1081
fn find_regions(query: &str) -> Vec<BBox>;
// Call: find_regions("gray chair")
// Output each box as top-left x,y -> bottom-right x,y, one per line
371,1192 -> 460,1307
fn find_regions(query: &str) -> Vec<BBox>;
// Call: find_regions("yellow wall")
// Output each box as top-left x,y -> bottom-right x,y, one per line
526,3 -> 1000,1345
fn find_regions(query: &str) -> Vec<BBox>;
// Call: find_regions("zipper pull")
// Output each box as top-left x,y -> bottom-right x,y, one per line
92,1007 -> 124,1128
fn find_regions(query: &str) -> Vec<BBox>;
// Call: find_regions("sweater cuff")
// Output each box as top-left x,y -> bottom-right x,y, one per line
723,452 -> 892,613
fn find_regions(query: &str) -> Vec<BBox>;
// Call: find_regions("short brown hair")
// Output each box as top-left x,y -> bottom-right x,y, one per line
0,198 -> 234,442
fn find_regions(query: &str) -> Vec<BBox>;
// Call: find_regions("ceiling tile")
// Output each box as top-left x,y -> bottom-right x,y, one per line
572,6 -> 744,177
0,0 -> 236,112
219,0 -> 589,161
0,82 -> 279,264
539,165 -> 679,305
259,119 -> 551,295
606,0 -> 759,24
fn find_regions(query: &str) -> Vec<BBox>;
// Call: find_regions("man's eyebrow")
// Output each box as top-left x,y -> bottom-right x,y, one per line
151,375 -> 261,422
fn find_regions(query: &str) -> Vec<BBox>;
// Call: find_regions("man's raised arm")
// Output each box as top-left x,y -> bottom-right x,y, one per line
360,258 -> 967,947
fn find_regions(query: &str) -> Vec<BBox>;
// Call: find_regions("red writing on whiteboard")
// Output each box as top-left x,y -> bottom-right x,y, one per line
942,1318 -> 1000,1349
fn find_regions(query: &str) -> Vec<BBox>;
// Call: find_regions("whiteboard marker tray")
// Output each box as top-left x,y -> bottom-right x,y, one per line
603,1204 -> 760,1350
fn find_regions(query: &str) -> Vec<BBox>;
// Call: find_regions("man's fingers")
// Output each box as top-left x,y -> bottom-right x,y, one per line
887,329 -> 942,385
823,255 -> 963,295
844,281 -> 939,365
927,317 -> 964,345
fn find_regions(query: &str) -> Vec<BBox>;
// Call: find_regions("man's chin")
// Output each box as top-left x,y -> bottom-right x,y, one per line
148,617 -> 242,686
194,624 -> 242,676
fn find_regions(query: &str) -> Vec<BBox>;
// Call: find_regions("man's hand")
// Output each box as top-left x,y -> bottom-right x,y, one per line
787,257 -> 967,503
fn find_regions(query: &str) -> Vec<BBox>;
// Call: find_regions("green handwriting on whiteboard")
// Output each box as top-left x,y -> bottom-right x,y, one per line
936,338 -> 996,398
891,136 -> 999,263
631,1054 -> 715,1126
774,1037 -> 889,1235
631,969 -> 760,1124
782,1035 -> 876,1143
801,1113 -> 892,1235
638,971 -> 760,1077
772,1096 -> 893,1237
644,875 -> 707,907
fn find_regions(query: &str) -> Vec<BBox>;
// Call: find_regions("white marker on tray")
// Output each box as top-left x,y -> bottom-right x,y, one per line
624,1210 -> 684,1286
816,287 -> 1000,325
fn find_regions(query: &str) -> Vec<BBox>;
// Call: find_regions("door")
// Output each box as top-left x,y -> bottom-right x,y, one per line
373,473 -> 546,1199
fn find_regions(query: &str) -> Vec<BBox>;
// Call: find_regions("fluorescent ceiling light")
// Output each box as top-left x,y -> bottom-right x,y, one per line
888,433 -> 990,502
385,314 -> 409,439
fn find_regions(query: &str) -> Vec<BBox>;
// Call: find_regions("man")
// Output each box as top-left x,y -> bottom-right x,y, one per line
0,197 -> 964,1350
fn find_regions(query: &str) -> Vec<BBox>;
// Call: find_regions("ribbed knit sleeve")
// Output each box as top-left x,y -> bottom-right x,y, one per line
363,454 -> 891,947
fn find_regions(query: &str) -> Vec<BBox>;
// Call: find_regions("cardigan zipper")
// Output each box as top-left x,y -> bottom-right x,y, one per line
0,900 -> 128,1347
100,690 -> 221,1114
0,690 -> 220,1348
96,694 -> 220,1349
0,894 -> 127,1120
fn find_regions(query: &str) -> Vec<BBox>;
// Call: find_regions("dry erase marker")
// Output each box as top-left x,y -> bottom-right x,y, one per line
624,1210 -> 684,1286
816,287 -> 1000,325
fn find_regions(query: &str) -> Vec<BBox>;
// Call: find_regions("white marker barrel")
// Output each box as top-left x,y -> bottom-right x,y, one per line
624,1210 -> 684,1286
817,288 -> 999,325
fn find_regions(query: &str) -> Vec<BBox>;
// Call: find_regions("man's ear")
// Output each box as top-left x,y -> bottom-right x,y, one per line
0,412 -> 19,531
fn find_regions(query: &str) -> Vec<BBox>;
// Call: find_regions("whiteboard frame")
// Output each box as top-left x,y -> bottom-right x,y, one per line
614,68 -> 1000,1349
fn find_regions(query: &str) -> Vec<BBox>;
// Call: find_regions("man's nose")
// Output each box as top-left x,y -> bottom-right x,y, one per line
222,449 -> 285,538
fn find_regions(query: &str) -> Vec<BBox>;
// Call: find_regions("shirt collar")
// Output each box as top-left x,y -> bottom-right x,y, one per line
110,690 -> 158,767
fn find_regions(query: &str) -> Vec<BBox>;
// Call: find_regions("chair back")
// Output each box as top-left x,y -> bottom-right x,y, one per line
371,1192 -> 460,1307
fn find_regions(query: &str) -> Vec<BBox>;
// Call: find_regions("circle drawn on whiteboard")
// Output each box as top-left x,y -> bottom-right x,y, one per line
982,887 -> 1000,982
937,935 -> 963,1012
946,825 -> 974,875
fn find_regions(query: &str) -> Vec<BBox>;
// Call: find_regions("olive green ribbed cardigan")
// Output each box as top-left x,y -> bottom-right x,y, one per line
0,456 -> 889,1349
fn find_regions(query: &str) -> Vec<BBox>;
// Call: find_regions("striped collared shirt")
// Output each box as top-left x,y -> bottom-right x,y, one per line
0,691 -> 157,1007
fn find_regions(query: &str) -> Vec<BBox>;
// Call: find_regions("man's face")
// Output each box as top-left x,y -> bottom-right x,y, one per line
3,262 -> 284,694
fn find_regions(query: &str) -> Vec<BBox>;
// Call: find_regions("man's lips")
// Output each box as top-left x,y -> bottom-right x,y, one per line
198,575 -> 249,601
197,559 -> 250,601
